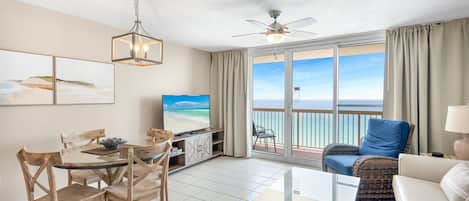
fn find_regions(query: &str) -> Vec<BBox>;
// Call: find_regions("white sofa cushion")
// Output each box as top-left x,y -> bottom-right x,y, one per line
440,162 -> 469,201
393,175 -> 448,201
398,154 -> 461,183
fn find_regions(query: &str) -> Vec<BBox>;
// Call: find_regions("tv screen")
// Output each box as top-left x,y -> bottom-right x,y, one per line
162,95 -> 210,134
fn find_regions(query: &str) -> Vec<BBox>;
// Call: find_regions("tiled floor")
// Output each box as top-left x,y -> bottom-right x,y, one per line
167,157 -> 316,201
252,143 -> 323,159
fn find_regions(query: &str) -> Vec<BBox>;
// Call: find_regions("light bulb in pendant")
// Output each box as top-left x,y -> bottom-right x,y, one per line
143,45 -> 149,58
133,44 -> 140,53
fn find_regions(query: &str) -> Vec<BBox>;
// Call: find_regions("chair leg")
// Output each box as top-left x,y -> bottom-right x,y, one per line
254,136 -> 259,150
273,137 -> 277,153
160,182 -> 165,201
165,175 -> 169,201
98,180 -> 101,190
67,170 -> 72,186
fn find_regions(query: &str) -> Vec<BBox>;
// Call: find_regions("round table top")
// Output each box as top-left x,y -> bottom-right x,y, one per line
55,142 -> 155,170
55,144 -> 127,170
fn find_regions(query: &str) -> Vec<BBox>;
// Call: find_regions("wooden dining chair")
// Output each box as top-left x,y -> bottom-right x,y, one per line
17,147 -> 106,201
60,129 -> 105,189
146,128 -> 174,144
106,140 -> 172,201
145,128 -> 173,200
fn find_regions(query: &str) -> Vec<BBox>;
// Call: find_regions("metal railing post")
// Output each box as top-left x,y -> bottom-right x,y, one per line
296,112 -> 300,149
357,114 -> 361,145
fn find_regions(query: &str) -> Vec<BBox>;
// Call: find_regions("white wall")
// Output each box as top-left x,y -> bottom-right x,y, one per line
0,1 -> 211,200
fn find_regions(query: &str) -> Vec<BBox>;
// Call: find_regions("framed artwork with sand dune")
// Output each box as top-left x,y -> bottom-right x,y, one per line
0,49 -> 54,106
55,57 -> 115,104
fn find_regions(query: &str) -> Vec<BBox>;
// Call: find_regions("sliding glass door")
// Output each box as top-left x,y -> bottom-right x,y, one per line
337,44 -> 385,146
291,48 -> 334,159
252,54 -> 285,155
251,43 -> 385,161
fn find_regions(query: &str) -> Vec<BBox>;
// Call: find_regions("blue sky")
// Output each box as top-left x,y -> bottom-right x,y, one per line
253,53 -> 385,100
163,95 -> 210,110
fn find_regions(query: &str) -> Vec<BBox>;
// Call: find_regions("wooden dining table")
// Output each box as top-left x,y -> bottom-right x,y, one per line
54,142 -> 158,186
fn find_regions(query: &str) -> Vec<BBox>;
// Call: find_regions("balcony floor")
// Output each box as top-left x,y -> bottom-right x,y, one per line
252,143 -> 323,160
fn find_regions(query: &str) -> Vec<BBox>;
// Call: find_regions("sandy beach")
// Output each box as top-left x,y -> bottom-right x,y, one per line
164,111 -> 210,133
56,81 -> 113,104
0,80 -> 53,105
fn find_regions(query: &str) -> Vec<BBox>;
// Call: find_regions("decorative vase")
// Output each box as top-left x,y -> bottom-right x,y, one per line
454,135 -> 469,160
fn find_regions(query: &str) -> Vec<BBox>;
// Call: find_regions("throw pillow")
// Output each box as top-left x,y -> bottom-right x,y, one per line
440,162 -> 469,201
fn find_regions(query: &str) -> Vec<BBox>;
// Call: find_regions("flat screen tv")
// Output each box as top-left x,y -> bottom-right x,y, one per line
162,95 -> 210,134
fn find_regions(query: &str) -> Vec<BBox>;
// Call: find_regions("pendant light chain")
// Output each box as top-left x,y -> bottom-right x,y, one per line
128,0 -> 151,35
134,0 -> 140,22
134,0 -> 140,33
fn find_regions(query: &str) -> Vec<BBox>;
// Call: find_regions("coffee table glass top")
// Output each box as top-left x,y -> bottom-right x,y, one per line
254,167 -> 360,201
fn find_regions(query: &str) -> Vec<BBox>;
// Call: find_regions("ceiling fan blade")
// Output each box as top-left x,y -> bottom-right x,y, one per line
232,32 -> 266,37
246,19 -> 273,30
284,17 -> 317,29
287,30 -> 318,38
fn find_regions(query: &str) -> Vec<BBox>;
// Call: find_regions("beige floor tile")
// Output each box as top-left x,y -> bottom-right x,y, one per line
167,157 -> 314,201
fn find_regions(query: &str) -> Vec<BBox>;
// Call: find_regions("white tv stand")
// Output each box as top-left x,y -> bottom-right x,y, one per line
168,128 -> 224,173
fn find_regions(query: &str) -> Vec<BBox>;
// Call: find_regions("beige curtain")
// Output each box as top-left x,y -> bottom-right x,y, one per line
210,50 -> 248,157
384,18 -> 469,154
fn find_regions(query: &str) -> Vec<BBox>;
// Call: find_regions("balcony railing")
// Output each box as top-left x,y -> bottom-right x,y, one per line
253,108 -> 383,150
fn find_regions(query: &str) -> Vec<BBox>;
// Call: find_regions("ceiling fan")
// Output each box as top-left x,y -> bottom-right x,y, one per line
233,9 -> 318,43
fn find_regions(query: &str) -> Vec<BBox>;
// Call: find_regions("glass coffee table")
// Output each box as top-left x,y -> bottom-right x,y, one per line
254,167 -> 360,201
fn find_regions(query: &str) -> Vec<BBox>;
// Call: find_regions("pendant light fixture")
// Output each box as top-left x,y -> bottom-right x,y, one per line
112,0 -> 163,66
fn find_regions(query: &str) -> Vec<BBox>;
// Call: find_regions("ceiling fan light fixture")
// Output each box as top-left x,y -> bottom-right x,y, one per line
234,10 -> 317,44
266,33 -> 285,43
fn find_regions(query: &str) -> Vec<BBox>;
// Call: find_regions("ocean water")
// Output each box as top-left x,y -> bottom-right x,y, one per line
254,99 -> 383,111
253,99 -> 383,148
166,109 -> 209,118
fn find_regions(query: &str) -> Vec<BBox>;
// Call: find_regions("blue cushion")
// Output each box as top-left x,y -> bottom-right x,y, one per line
359,119 -> 410,158
325,155 -> 360,176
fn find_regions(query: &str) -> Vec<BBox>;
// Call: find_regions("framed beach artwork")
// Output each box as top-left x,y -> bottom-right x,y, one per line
55,57 -> 115,104
0,50 -> 54,106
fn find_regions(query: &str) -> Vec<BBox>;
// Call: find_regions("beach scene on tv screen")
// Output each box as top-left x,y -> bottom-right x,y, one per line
163,95 -> 210,134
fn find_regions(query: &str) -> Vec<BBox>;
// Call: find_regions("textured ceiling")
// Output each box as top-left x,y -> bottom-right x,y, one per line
17,0 -> 469,51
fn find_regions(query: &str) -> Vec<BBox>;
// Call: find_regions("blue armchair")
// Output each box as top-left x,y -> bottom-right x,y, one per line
322,119 -> 414,201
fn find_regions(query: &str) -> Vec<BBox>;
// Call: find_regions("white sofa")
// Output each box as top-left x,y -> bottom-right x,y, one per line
393,154 -> 463,201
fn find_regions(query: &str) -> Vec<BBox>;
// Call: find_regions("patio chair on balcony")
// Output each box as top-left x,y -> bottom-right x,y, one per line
322,119 -> 414,201
252,123 -> 277,153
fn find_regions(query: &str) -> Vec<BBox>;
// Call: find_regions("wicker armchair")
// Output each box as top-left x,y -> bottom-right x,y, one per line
322,120 -> 414,201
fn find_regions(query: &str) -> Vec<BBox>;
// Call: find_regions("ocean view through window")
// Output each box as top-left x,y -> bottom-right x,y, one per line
252,44 -> 385,157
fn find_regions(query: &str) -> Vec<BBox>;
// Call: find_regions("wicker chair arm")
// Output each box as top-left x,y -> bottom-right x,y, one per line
322,144 -> 359,171
352,155 -> 398,177
352,156 -> 398,200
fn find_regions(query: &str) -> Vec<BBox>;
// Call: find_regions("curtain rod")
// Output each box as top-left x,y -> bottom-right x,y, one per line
387,17 -> 469,30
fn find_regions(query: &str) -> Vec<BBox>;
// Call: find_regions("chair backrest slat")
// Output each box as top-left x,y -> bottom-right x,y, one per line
61,129 -> 105,149
17,148 -> 63,201
146,128 -> 174,144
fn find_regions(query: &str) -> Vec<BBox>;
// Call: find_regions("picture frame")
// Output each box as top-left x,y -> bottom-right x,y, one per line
0,49 -> 54,106
55,57 -> 115,105
0,49 -> 115,106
